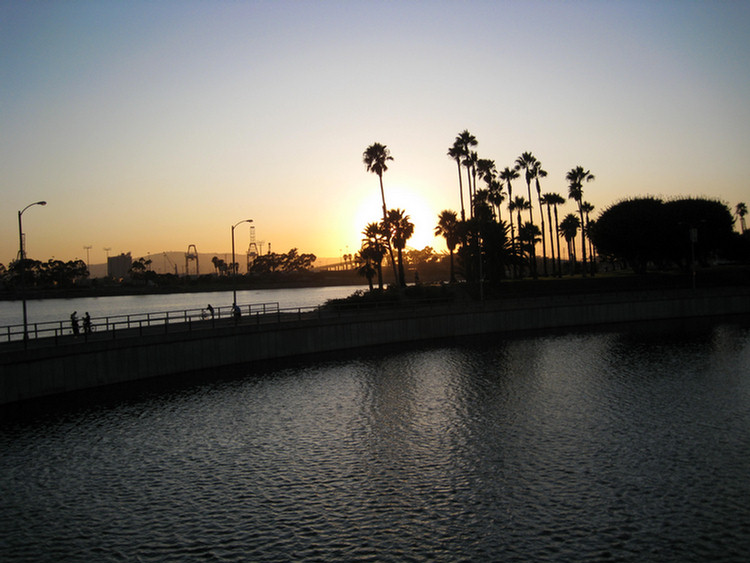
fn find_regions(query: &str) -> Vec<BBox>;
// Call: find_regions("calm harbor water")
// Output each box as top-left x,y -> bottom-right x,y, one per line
2,317 -> 750,561
0,285 -> 366,327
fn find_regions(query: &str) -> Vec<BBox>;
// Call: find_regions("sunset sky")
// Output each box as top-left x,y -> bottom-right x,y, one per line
2,0 -> 749,267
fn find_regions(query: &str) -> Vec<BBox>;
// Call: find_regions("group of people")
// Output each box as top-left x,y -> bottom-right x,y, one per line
70,311 -> 91,336
201,303 -> 241,321
72,302 -> 244,336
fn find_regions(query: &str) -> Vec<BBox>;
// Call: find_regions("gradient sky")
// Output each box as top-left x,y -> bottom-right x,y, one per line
2,0 -> 749,267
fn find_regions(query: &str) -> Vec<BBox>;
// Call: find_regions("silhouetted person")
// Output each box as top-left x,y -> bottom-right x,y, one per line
207,304 -> 214,318
232,303 -> 241,321
83,312 -> 92,335
70,311 -> 79,336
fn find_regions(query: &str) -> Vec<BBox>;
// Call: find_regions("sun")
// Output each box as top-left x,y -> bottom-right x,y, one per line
352,184 -> 444,252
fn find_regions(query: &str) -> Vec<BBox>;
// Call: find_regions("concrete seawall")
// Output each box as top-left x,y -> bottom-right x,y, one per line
2,287 -> 749,405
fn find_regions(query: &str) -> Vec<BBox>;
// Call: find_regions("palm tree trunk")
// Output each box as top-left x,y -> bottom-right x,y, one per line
539,195 -> 548,276
546,204 -> 555,276
379,174 -> 399,285
578,205 -> 587,277
554,207 -> 562,277
456,160 -> 465,222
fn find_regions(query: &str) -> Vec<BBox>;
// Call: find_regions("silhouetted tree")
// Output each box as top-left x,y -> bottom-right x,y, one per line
362,222 -> 387,290
515,152 -> 537,225
559,213 -> 581,274
435,210 -> 460,283
544,192 -> 567,276
519,222 -> 542,277
447,140 -> 468,221
736,202 -> 747,234
566,166 -> 595,276
386,208 -> 414,287
530,160 -> 549,275
363,142 -> 399,284
456,130 -> 478,217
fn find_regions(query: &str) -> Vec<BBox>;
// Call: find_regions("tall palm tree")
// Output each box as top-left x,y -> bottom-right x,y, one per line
540,194 -> 555,276
735,202 -> 747,233
386,208 -> 414,287
447,140 -> 467,221
582,201 -> 596,274
363,142 -> 399,283
514,152 -> 537,225
499,167 -> 519,199
545,192 -> 566,277
530,161 -> 549,275
499,166 -> 519,253
488,179 -> 505,222
362,222 -> 387,290
463,150 -> 479,217
456,130 -> 478,216
435,210 -> 460,283
559,213 -> 581,275
565,166 -> 595,276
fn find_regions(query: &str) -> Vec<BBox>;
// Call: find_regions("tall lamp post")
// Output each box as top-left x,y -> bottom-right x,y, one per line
231,218 -> 253,306
18,200 -> 47,342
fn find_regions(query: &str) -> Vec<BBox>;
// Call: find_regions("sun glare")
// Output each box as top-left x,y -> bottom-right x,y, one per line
352,185 -> 443,253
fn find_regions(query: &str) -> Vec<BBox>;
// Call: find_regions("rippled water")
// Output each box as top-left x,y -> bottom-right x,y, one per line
2,318 -> 750,561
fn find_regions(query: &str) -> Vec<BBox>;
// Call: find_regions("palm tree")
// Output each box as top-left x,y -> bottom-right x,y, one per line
518,221 -> 542,276
463,150 -> 479,217
514,152 -> 537,225
530,160 -> 548,275
541,192 -> 564,276
386,208 -> 414,287
354,250 -> 377,291
559,213 -> 581,275
456,130 -> 478,216
362,222 -> 387,290
509,196 -> 531,277
447,140 -> 467,221
565,166 -> 595,276
540,194 -> 555,276
488,179 -> 505,222
363,142 -> 399,283
582,201 -> 596,274
735,202 -> 747,233
435,210 -> 460,283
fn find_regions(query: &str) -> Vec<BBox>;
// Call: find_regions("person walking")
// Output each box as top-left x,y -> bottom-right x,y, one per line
83,312 -> 92,335
70,311 -> 80,337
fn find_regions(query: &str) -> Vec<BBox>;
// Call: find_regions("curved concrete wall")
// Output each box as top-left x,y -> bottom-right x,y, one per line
2,287 -> 749,405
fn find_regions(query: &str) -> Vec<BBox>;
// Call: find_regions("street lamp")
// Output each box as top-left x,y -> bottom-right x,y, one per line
18,200 -> 47,343
231,218 -> 253,306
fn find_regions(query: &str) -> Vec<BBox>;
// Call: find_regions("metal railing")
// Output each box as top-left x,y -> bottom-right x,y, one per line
0,296 -> 455,350
1,302 -> 282,344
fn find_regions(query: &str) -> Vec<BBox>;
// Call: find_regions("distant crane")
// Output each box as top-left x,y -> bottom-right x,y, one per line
185,244 -> 199,276
83,245 -> 92,269
246,225 -> 259,271
163,252 -> 178,275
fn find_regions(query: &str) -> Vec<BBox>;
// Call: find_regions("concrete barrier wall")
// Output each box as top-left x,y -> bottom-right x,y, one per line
2,287 -> 749,405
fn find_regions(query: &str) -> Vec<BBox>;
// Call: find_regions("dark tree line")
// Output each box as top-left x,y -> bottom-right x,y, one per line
589,197 -> 741,273
361,134 -> 747,291
0,258 -> 89,289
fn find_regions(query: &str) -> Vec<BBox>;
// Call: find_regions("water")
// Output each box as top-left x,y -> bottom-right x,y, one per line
0,285 -> 366,327
2,318 -> 750,561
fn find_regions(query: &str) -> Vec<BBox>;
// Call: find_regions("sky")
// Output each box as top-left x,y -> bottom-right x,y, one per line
2,0 -> 749,267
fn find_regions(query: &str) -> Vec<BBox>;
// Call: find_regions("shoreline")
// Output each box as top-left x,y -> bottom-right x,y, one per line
2,265 -> 748,303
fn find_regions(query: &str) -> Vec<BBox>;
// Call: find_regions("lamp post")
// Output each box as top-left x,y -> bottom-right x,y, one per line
231,219 -> 253,306
18,200 -> 47,343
